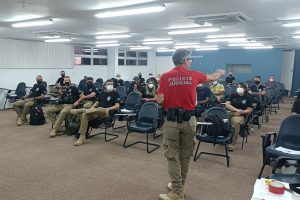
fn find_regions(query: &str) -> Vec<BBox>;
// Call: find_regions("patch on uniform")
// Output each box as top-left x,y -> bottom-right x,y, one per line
242,100 -> 246,104
69,89 -> 72,92
89,89 -> 92,92
107,96 -> 111,101
36,88 -> 39,91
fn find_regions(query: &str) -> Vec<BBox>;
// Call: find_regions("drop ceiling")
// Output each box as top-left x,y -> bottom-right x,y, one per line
0,0 -> 300,49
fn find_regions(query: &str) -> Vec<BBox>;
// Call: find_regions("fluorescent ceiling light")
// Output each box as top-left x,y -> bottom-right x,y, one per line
244,46 -> 273,49
143,38 -> 172,42
174,45 -> 201,49
168,28 -> 220,35
282,22 -> 300,27
95,5 -> 166,18
96,40 -> 119,44
205,38 -> 247,43
95,34 -> 131,39
12,19 -> 54,28
175,42 -> 199,46
45,38 -> 71,43
196,48 -> 219,51
293,35 -> 300,39
130,46 -> 152,50
95,0 -> 158,10
96,31 -> 127,35
96,43 -> 120,47
228,43 -> 264,47
206,33 -> 246,39
41,35 -> 61,39
143,41 -> 173,45
156,48 -> 175,52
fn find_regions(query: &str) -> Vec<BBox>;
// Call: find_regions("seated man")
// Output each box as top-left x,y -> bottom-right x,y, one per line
138,72 -> 145,84
13,75 -> 47,126
265,75 -> 278,89
196,83 -> 212,116
291,93 -> 300,115
45,76 -> 80,138
73,77 -> 98,110
56,70 -> 66,87
127,76 -> 143,94
114,74 -> 124,88
140,79 -> 156,102
210,80 -> 225,103
249,76 -> 267,96
74,79 -> 120,146
225,82 -> 253,151
225,72 -> 235,85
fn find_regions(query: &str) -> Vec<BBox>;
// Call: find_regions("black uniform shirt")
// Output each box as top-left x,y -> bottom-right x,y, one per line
228,94 -> 253,110
56,77 -> 64,86
28,84 -> 47,98
83,85 -> 98,101
250,84 -> 266,93
292,99 -> 300,114
60,85 -> 80,104
98,91 -> 120,108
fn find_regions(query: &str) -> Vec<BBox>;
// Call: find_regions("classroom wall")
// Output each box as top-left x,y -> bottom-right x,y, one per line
156,49 -> 284,83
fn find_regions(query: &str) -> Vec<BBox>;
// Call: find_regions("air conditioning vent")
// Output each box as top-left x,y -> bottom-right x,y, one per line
248,36 -> 281,42
33,30 -> 80,38
187,12 -> 252,25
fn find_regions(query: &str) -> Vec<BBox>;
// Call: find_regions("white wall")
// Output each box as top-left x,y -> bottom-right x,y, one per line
155,55 -> 174,76
281,50 -> 295,92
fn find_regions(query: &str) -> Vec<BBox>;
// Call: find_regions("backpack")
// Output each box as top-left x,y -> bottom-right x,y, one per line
29,106 -> 46,125
65,114 -> 80,137
204,115 -> 229,137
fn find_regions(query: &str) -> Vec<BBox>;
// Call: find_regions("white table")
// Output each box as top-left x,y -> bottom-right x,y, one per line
251,178 -> 299,200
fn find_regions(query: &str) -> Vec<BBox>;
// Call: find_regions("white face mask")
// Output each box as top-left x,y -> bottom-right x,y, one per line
213,81 -> 218,85
198,84 -> 203,87
106,85 -> 114,91
269,78 -> 274,82
236,88 -> 245,96
148,84 -> 154,89
116,77 -> 120,80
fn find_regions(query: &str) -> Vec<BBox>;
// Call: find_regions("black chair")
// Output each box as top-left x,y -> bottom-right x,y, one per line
4,82 -> 26,109
123,102 -> 161,153
258,115 -> 300,178
95,78 -> 103,90
115,86 -> 127,104
224,85 -> 237,99
194,107 -> 234,167
239,113 -> 254,150
85,111 -> 119,142
78,79 -> 87,92
96,78 -> 103,85
120,91 -> 142,112
124,81 -> 131,91
268,157 -> 300,184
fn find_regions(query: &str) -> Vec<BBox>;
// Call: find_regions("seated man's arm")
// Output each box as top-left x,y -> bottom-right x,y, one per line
155,93 -> 164,105
225,101 -> 240,112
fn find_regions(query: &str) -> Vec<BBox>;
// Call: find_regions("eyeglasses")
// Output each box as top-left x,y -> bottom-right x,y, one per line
186,57 -> 192,62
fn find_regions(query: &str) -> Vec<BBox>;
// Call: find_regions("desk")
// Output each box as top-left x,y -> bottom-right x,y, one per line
251,178 -> 300,200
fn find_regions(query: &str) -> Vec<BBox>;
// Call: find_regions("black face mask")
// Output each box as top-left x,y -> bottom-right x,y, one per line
37,80 -> 42,84
65,82 -> 70,86
138,75 -> 142,78
87,82 -> 93,87
61,74 -> 65,77
255,81 -> 260,85
229,74 -> 232,77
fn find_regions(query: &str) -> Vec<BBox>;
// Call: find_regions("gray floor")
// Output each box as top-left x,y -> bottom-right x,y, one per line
0,98 -> 293,200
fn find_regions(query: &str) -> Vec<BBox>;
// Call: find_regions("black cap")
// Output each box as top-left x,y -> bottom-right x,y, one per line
87,77 -> 93,81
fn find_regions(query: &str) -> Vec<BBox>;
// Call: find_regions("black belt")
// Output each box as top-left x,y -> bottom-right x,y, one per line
166,108 -> 195,123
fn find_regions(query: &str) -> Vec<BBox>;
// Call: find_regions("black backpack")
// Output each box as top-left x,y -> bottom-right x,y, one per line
29,106 -> 46,125
65,114 -> 80,137
204,115 -> 228,137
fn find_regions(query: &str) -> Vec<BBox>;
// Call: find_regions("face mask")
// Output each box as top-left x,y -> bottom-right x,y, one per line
229,74 -> 232,77
65,82 -> 70,86
255,81 -> 260,85
61,74 -> 65,77
37,80 -> 42,84
148,84 -> 154,89
269,78 -> 274,82
106,85 -> 114,91
116,77 -> 120,80
213,81 -> 218,85
138,74 -> 142,78
87,82 -> 93,87
236,88 -> 245,96
198,84 -> 203,88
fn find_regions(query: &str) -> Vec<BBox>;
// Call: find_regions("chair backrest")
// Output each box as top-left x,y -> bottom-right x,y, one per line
276,115 -> 300,150
137,102 -> 160,128
96,78 -> 103,85
246,80 -> 255,88
116,86 -> 127,98
124,81 -> 131,89
124,92 -> 141,110
224,85 -> 237,98
78,79 -> 87,92
15,82 -> 26,98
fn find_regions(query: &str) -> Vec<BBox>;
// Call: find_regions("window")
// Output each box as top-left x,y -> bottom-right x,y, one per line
226,64 -> 252,74
118,50 -> 148,66
74,46 -> 108,66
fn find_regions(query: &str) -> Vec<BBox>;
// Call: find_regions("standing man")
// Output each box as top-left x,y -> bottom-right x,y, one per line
156,49 -> 224,200
13,75 -> 47,126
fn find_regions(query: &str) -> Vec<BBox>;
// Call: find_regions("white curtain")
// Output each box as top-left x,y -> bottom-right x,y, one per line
0,39 -> 74,69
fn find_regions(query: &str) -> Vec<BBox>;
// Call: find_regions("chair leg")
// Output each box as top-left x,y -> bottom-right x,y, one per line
123,131 -> 160,153
225,144 -> 230,167
241,136 -> 245,150
104,127 -> 119,142
193,140 -> 201,162
153,130 -> 162,138
3,98 -> 8,109
258,157 -> 269,179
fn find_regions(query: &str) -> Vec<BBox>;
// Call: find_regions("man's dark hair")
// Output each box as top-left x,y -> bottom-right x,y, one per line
255,76 -> 261,80
87,77 -> 93,81
106,79 -> 113,83
172,49 -> 191,66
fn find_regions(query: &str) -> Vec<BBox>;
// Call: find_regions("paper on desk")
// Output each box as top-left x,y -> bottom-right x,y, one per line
120,109 -> 134,113
251,179 -> 292,200
276,146 -> 300,155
